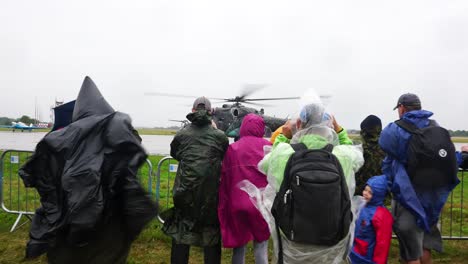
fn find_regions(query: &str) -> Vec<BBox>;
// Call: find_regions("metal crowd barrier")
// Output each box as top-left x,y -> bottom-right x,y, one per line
137,158 -> 154,195
439,169 -> 467,240
0,149 -> 154,232
0,150 -> 36,232
154,156 -> 178,223
152,157 -> 468,240
389,169 -> 468,241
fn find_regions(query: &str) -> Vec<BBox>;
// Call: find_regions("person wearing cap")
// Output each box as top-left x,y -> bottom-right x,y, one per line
255,101 -> 364,263
163,96 -> 229,264
354,115 -> 386,196
379,93 -> 457,264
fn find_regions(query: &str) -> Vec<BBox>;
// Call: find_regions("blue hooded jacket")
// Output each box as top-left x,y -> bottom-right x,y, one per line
350,175 -> 393,264
379,110 -> 459,231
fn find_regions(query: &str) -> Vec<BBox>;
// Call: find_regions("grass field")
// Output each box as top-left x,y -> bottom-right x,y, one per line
1,153 -> 468,263
1,127 -> 467,143
452,137 -> 468,143
136,128 -> 177,136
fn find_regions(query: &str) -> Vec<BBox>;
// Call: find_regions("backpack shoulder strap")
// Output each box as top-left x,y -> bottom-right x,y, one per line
291,143 -> 307,152
428,119 -> 438,127
395,119 -> 419,134
275,218 -> 284,264
282,143 -> 306,186
322,143 -> 334,153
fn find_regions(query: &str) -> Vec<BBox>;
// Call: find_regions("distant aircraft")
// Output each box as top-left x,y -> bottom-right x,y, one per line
0,122 -> 42,132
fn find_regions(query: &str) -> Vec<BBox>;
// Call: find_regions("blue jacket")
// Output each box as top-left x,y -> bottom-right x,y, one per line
378,110 -> 459,231
350,175 -> 393,264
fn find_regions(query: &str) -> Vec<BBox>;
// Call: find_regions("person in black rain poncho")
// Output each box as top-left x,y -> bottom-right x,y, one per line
19,76 -> 157,264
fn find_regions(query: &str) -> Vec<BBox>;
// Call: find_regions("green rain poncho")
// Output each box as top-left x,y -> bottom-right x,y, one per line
247,124 -> 364,264
260,125 -> 363,194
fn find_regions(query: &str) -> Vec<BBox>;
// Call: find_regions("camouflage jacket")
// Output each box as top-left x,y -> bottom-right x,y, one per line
163,110 -> 229,247
354,130 -> 386,196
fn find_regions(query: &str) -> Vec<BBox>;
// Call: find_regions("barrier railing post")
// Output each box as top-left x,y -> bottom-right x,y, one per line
145,159 -> 153,195
391,169 -> 468,240
461,170 -> 465,237
0,150 -> 37,232
155,156 -> 176,223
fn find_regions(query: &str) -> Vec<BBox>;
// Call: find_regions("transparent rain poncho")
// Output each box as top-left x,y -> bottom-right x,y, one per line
239,100 -> 364,264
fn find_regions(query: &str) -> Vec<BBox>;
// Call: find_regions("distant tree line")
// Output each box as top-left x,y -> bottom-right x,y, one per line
0,115 -> 39,126
449,130 -> 468,137
348,129 -> 468,137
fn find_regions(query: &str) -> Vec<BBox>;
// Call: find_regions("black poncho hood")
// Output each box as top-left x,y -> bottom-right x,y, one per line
72,76 -> 114,122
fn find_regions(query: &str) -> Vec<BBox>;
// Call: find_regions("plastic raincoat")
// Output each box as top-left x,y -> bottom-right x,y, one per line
162,110 -> 229,247
19,77 -> 157,263
240,124 -> 364,264
218,114 -> 271,248
262,125 -> 363,194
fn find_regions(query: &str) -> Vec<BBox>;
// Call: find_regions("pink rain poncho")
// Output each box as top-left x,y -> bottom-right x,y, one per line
218,114 -> 272,248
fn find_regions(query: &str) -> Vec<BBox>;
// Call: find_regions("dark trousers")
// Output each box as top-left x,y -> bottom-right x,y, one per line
171,240 -> 221,264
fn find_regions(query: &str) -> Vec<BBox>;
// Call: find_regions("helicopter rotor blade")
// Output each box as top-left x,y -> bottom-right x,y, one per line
144,92 -> 225,101
242,94 -> 331,102
243,97 -> 301,102
211,100 -> 229,104
239,83 -> 268,99
242,101 -> 271,107
145,92 -> 197,99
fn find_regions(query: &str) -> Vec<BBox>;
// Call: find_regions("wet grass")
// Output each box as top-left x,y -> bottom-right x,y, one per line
1,153 -> 468,263
135,128 -> 177,136
452,137 -> 468,143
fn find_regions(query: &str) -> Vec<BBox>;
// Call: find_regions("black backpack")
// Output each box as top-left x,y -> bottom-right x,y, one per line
395,119 -> 458,188
271,143 -> 352,263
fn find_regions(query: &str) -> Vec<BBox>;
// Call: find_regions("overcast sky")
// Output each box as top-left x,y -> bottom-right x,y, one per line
1,0 -> 467,130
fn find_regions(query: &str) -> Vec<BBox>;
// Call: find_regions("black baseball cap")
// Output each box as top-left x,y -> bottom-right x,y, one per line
360,115 -> 382,131
193,96 -> 212,111
393,93 -> 421,110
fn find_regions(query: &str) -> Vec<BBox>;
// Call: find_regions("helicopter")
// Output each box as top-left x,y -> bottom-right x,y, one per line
169,119 -> 190,129
145,86 -> 328,138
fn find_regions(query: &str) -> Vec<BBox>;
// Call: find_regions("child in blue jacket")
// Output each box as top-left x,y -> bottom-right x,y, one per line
350,175 -> 393,264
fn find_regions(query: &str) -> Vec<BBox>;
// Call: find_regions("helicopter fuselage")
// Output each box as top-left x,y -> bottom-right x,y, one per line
211,104 -> 285,138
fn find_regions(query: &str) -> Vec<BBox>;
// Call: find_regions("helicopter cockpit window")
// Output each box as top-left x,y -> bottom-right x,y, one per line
232,108 -> 239,117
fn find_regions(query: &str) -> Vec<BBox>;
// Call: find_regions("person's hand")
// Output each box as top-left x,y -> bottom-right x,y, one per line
330,114 -> 343,133
282,120 -> 293,139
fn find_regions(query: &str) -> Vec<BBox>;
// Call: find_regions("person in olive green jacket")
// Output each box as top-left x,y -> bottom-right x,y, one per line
354,115 -> 386,196
163,97 -> 229,264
